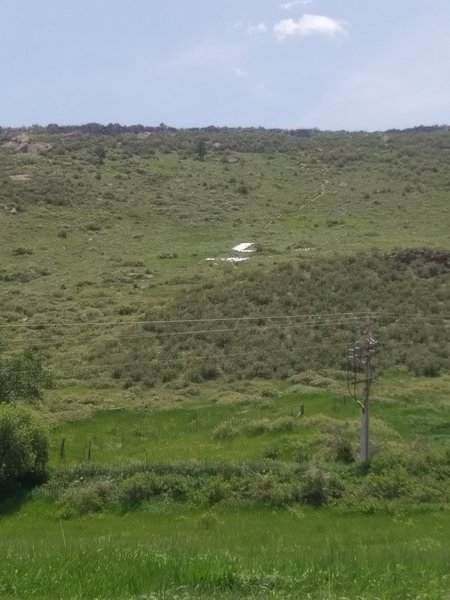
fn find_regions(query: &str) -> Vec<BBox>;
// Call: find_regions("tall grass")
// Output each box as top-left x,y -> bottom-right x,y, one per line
1,503 -> 449,599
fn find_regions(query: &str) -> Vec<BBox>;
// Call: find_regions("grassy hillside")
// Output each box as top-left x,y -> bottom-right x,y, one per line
1,126 -> 449,600
100,250 -> 449,387
0,126 -> 449,385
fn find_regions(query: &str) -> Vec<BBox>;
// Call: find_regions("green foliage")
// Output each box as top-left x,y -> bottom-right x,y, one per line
243,416 -> 297,436
301,466 -> 345,506
202,476 -> 233,506
0,404 -> 48,488
109,250 -> 449,386
213,420 -> 240,440
333,434 -> 355,464
358,465 -> 411,500
0,349 -> 52,404
119,472 -> 163,507
59,480 -> 115,518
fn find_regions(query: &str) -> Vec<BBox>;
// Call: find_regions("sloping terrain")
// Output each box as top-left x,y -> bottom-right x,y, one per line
0,126 -> 449,384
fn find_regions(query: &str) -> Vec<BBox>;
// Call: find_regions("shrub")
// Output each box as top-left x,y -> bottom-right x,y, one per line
85,222 -> 101,232
213,421 -> 240,440
198,511 -> 221,530
333,435 -> 355,464
301,467 -> 345,506
59,481 -> 115,517
263,446 -> 280,460
0,349 -> 53,404
289,371 -> 335,388
271,417 -> 297,432
290,440 -> 313,463
202,476 -> 233,505
245,419 -> 272,436
119,472 -> 163,507
0,404 -> 49,490
246,475 -> 292,506
358,466 -> 410,500
12,247 -> 33,256
160,474 -> 189,501
324,426 -> 356,464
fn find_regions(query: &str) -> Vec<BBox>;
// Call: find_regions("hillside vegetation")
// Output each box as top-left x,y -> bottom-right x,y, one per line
102,249 -> 449,387
0,126 -> 449,385
1,125 -> 449,600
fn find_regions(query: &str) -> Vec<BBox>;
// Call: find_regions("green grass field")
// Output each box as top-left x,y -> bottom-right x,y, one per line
45,373 -> 450,467
1,498 -> 449,599
1,126 -> 449,599
0,372 -> 447,598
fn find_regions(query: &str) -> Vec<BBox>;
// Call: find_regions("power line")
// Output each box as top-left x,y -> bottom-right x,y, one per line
1,341 -> 354,378
0,321 -> 369,350
0,310 -> 447,329
0,311 -> 382,328
1,319 -> 447,354
0,317 -> 425,350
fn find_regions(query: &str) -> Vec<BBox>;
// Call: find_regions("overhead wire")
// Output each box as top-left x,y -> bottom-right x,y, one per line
0,310 -> 447,329
2,316 -> 446,351
0,340 -> 355,378
2,317 -> 447,376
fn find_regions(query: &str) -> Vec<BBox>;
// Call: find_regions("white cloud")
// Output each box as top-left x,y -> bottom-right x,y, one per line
274,14 -> 347,40
232,66 -> 247,78
247,23 -> 267,35
281,0 -> 313,10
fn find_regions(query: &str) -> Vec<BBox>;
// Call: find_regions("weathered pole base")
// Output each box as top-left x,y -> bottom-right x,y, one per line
360,408 -> 370,464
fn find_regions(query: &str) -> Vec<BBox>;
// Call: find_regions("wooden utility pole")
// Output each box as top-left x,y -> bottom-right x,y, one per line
347,323 -> 378,464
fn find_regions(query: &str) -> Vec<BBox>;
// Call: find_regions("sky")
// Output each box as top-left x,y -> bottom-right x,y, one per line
1,0 -> 450,131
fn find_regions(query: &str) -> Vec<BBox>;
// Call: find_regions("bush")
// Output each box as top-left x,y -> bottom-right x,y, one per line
119,472 -> 162,507
271,417 -> 297,432
245,419 -> 272,436
333,436 -> 355,464
301,467 -> 345,506
197,511 -> 221,530
289,371 -> 335,388
358,466 -> 410,500
60,480 -> 115,517
0,349 -> 53,404
213,421 -> 240,440
0,405 -> 49,489
202,476 -> 233,505
12,247 -> 33,256
246,475 -> 292,507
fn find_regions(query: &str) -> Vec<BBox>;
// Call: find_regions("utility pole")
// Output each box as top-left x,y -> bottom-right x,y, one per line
347,322 -> 378,464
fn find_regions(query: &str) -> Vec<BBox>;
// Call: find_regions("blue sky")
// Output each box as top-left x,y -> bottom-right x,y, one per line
1,0 -> 449,130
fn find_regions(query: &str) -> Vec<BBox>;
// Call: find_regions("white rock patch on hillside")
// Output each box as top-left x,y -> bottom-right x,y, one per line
232,242 -> 255,253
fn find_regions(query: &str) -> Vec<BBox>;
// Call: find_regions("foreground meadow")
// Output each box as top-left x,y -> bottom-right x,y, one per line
1,496 -> 449,600
2,373 -> 449,599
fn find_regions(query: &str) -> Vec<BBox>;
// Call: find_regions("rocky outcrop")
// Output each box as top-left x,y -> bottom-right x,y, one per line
2,133 -> 52,154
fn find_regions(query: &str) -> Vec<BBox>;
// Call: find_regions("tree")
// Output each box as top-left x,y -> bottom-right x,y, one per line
195,138 -> 207,161
0,349 -> 52,405
0,404 -> 49,488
